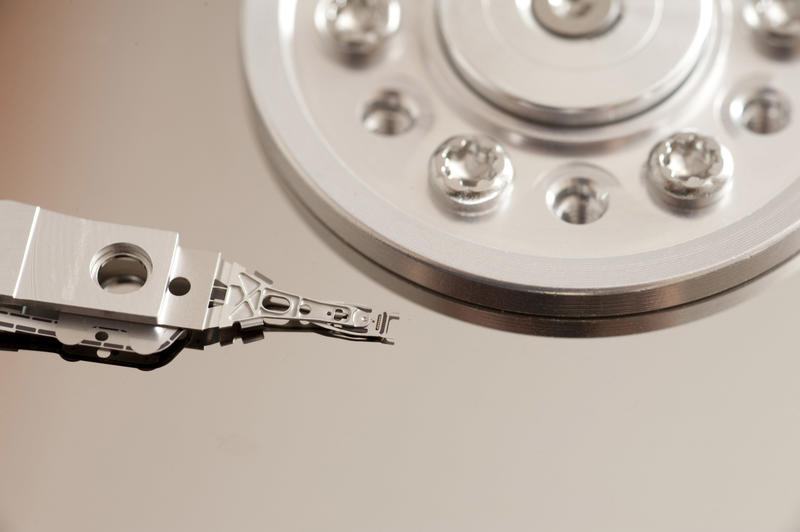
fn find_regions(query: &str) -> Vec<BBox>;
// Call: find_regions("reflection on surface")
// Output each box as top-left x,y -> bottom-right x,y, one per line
251,103 -> 800,338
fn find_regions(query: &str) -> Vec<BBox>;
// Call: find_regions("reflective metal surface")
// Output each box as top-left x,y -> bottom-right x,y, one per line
438,0 -> 713,125
531,0 -> 624,39
0,201 -> 395,368
645,131 -> 735,210
428,134 -> 515,216
244,0 -> 800,319
315,0 -> 402,57
2,2 -> 800,531
744,0 -> 800,50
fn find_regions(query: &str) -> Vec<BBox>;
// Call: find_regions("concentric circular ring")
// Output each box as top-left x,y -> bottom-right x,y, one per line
436,0 -> 714,126
243,0 -> 800,318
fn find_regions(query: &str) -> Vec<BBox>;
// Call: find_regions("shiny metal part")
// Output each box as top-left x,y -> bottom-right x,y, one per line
744,0 -> 800,50
10,4 -> 800,529
362,89 -> 417,135
220,267 -> 396,344
532,0 -> 623,38
315,0 -> 401,56
436,0 -> 715,126
243,0 -> 800,321
545,165 -> 613,224
731,86 -> 792,133
0,201 -> 397,368
646,132 -> 734,210
429,135 -> 514,216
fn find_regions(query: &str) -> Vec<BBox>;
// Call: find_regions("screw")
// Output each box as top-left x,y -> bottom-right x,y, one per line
532,0 -> 623,39
744,0 -> 800,50
646,132 -> 734,210
429,135 -> 515,215
316,0 -> 401,57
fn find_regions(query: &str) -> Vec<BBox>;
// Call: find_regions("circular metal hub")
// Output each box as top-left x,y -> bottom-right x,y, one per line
436,0 -> 714,126
243,0 -> 800,320
532,0 -> 623,38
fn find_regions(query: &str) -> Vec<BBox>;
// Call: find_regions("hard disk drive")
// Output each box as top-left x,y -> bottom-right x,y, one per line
1,1 -> 800,530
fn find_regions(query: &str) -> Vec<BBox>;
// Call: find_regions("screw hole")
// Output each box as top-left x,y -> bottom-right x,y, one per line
91,243 -> 153,294
733,87 -> 791,135
547,177 -> 609,225
95,331 -> 109,342
363,90 -> 417,136
168,277 -> 192,296
299,304 -> 312,315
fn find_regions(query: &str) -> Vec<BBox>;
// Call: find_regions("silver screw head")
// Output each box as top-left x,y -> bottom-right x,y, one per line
430,135 -> 515,215
744,0 -> 800,50
532,0 -> 623,39
646,132 -> 734,210
316,0 -> 401,56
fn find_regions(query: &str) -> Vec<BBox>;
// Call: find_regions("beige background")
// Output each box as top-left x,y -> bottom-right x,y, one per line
1,1 -> 799,531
